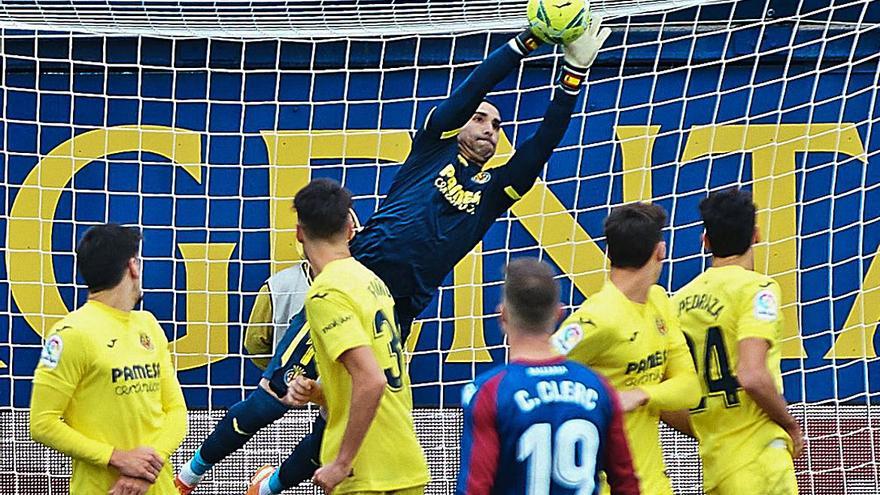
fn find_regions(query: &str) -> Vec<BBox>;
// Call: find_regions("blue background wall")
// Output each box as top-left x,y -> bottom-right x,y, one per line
2,0 -> 880,407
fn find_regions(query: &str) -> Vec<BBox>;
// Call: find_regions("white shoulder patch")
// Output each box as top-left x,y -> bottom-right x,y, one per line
551,323 -> 584,355
461,383 -> 478,408
38,334 -> 64,369
754,289 -> 778,321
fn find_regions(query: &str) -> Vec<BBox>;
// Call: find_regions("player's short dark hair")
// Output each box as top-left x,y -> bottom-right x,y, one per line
480,99 -> 502,119
700,188 -> 757,258
76,224 -> 142,292
604,202 -> 668,269
503,258 -> 560,332
293,178 -> 353,240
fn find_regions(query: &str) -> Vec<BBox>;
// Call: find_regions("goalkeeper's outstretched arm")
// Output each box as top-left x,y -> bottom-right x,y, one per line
425,30 -> 543,135
497,19 -> 611,198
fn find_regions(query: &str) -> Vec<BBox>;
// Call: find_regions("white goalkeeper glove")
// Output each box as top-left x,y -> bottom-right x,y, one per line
556,16 -> 611,94
564,15 -> 611,70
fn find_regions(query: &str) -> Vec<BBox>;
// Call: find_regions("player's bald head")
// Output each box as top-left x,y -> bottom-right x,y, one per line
293,178 -> 353,240
502,258 -> 561,334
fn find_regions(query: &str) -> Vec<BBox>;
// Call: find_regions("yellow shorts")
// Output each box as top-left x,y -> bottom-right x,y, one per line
345,486 -> 425,495
709,440 -> 798,495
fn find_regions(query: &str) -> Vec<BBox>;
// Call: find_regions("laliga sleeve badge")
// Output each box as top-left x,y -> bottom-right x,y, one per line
553,323 -> 584,354
461,382 -> 478,407
39,334 -> 63,369
754,289 -> 778,321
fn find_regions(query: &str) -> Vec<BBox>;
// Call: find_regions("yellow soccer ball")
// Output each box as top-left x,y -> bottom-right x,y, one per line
527,0 -> 589,45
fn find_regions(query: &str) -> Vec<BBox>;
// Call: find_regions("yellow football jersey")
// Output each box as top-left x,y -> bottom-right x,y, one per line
30,300 -> 187,494
306,257 -> 429,494
672,265 -> 791,492
551,282 -> 699,495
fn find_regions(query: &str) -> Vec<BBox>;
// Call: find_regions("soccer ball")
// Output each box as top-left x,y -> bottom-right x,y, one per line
527,0 -> 589,45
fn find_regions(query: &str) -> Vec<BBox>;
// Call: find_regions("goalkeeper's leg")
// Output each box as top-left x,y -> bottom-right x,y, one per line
249,413 -> 327,495
177,312 -> 313,493
175,385 -> 289,492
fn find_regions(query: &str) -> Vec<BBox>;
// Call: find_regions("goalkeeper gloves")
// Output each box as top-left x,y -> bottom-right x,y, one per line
557,16 -> 612,94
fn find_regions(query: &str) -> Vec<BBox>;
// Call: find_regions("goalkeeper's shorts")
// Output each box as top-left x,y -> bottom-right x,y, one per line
262,308 -> 316,399
709,439 -> 798,495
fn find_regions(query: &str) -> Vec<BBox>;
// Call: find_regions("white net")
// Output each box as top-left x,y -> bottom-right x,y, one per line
2,0 -> 880,493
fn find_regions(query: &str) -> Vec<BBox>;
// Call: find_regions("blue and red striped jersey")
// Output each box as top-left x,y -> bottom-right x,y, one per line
457,357 -> 640,495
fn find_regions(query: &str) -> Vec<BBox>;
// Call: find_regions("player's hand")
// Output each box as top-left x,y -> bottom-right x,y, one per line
785,421 -> 805,458
107,475 -> 152,495
312,459 -> 352,494
563,15 -> 612,69
283,375 -> 321,407
108,447 -> 164,483
618,388 -> 649,412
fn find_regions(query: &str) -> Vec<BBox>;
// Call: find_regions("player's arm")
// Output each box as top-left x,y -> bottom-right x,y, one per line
307,289 -> 384,493
456,379 -> 502,495
422,30 -> 543,139
244,283 -> 274,370
735,280 -> 803,457
600,378 -> 641,495
149,324 -> 188,460
497,20 -> 611,200
660,409 -> 695,438
633,317 -> 700,412
29,329 -> 164,482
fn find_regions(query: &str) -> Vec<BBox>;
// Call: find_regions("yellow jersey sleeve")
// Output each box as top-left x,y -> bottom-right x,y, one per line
552,308 -> 604,364
307,288 -> 371,362
244,283 -> 274,370
32,326 -> 89,398
30,327 -> 115,467
736,279 -> 783,343
147,316 -> 188,460
640,294 -> 700,411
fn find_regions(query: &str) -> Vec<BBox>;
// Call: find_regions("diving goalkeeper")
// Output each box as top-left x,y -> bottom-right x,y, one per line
176,19 -> 611,495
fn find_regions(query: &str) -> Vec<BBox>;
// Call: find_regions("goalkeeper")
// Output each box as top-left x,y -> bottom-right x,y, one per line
176,19 -> 611,495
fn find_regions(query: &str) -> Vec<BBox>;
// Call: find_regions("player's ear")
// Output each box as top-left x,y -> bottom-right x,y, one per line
296,223 -> 305,243
701,231 -> 711,253
345,215 -> 355,241
753,225 -> 760,244
555,303 -> 565,326
498,303 -> 508,329
128,257 -> 141,281
656,240 -> 667,261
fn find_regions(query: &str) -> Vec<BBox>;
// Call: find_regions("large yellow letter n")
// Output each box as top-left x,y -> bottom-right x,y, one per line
8,126 -> 202,338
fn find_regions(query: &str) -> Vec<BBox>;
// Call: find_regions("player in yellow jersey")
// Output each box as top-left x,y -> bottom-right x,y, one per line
30,224 -> 188,495
255,178 -> 429,495
550,203 -> 700,494
665,188 -> 803,494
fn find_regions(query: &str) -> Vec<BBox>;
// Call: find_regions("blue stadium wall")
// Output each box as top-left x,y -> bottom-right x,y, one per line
2,0 -> 880,408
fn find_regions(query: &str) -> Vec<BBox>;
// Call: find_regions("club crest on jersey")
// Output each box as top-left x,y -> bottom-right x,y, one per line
754,289 -> 778,321
553,323 -> 583,354
471,171 -> 492,185
39,334 -> 63,369
139,332 -> 154,351
654,317 -> 668,335
284,365 -> 306,385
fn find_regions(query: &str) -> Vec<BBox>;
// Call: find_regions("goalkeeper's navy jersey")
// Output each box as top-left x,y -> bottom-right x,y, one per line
457,358 -> 640,495
350,123 -> 521,324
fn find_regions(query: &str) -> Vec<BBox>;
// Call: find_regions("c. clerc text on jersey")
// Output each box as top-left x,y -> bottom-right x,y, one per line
514,379 -> 600,413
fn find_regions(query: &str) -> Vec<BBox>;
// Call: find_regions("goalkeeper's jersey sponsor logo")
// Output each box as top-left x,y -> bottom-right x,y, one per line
434,163 -> 483,214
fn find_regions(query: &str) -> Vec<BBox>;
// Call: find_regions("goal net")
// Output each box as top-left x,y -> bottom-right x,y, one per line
2,0 -> 879,493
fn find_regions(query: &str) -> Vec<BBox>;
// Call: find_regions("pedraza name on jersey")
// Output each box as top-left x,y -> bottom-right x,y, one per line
111,362 -> 161,383
677,293 -> 725,319
434,164 -> 483,214
514,379 -> 599,413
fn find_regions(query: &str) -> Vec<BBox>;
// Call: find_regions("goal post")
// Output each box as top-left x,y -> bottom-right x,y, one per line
2,0 -> 880,493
